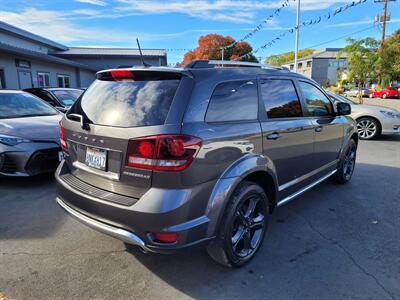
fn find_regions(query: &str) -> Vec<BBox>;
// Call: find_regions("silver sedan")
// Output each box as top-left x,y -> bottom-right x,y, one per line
327,91 -> 400,140
0,90 -> 62,176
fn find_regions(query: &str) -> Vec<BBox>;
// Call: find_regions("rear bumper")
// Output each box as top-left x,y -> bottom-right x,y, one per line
56,197 -> 153,252
55,160 -> 216,253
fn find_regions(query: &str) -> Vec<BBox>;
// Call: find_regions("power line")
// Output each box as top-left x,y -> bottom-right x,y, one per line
306,24 -> 376,49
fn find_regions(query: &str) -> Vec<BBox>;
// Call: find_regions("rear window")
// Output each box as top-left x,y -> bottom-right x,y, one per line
72,75 -> 180,127
51,89 -> 83,106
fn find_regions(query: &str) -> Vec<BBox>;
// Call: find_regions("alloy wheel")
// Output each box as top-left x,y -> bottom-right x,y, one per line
230,195 -> 265,258
357,119 -> 377,139
343,144 -> 356,180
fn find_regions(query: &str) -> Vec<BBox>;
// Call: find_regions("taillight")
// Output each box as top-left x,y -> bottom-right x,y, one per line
153,232 -> 177,243
110,70 -> 134,81
59,121 -> 68,151
126,135 -> 202,172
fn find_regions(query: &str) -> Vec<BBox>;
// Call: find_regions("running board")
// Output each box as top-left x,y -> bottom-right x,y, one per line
277,170 -> 337,207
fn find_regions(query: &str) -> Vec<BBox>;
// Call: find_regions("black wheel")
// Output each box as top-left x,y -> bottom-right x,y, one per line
357,117 -> 381,140
207,181 -> 269,267
332,139 -> 357,184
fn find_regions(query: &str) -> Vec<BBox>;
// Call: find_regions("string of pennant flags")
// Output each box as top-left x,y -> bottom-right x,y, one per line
237,0 -> 368,60
222,0 -> 297,50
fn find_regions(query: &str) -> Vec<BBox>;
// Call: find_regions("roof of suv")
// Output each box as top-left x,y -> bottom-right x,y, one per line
96,60 -> 309,81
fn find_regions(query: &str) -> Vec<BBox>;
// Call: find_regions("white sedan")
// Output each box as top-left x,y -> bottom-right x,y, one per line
327,91 -> 400,140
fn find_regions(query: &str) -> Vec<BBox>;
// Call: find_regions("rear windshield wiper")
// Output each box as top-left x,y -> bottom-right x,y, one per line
67,113 -> 92,131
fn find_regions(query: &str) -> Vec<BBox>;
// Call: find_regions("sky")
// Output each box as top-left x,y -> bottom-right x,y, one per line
0,0 -> 399,64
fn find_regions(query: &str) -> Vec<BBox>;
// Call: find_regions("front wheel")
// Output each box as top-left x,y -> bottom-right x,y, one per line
357,117 -> 380,140
207,181 -> 269,267
332,139 -> 357,184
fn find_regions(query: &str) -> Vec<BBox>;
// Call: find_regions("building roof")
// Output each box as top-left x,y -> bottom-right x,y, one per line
283,48 -> 348,65
0,21 -> 68,51
0,42 -> 96,71
52,47 -> 167,57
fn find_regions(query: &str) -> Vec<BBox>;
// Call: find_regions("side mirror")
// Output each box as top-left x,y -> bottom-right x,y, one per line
336,102 -> 351,116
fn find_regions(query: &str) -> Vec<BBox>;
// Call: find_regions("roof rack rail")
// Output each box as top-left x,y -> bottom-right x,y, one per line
185,59 -> 287,70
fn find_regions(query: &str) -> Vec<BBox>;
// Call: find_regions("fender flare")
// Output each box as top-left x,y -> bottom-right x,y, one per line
204,154 -> 279,237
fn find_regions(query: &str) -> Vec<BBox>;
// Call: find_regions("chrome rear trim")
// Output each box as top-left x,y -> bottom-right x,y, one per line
56,197 -> 153,252
277,170 -> 337,207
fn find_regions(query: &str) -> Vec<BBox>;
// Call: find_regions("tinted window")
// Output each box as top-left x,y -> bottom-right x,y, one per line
260,79 -> 302,119
0,93 -> 58,119
299,82 -> 333,116
51,89 -> 83,106
75,79 -> 179,127
205,80 -> 258,122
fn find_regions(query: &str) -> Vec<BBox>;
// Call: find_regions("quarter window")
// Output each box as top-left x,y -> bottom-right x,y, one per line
37,72 -> 50,88
205,80 -> 258,122
299,81 -> 333,116
260,79 -> 302,119
57,74 -> 71,88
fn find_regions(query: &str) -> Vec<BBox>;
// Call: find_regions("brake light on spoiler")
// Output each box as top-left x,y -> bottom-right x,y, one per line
126,135 -> 202,172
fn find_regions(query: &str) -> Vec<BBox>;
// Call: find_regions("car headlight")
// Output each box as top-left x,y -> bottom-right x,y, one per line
380,110 -> 399,118
0,134 -> 31,146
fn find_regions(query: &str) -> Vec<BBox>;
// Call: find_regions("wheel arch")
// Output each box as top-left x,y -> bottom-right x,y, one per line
356,115 -> 382,135
205,154 -> 279,237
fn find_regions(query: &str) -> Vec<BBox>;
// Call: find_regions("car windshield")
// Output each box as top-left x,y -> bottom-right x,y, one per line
329,93 -> 357,105
0,92 -> 59,119
50,89 -> 83,106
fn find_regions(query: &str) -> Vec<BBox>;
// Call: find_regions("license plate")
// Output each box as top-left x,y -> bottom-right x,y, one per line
85,147 -> 107,170
58,151 -> 64,162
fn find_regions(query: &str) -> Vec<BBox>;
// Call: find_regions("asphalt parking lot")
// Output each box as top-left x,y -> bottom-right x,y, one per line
1,136 -> 399,300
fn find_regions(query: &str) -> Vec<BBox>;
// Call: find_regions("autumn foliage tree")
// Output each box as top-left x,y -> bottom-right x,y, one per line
183,34 -> 257,65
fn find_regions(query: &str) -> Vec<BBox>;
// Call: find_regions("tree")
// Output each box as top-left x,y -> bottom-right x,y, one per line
339,37 -> 379,103
379,30 -> 400,84
182,34 -> 257,65
264,49 -> 315,66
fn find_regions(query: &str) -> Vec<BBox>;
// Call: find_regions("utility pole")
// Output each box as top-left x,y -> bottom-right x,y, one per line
294,0 -> 301,72
381,0 -> 388,46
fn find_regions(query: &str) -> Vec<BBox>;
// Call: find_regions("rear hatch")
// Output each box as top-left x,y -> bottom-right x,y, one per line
61,69 -> 192,200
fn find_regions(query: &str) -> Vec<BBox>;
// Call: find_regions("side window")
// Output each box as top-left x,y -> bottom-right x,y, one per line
299,81 -> 333,117
205,80 -> 258,122
260,79 -> 302,119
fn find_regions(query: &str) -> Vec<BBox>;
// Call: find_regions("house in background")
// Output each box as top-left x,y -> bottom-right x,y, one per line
0,21 -> 167,90
282,48 -> 348,86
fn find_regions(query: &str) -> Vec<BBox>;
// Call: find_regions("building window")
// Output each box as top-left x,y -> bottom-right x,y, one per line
298,63 -> 303,69
290,64 -> 294,70
0,69 -> 5,89
37,72 -> 50,88
307,61 -> 312,68
57,74 -> 71,88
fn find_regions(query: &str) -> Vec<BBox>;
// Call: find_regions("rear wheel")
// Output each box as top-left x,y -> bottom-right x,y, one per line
357,117 -> 380,140
332,139 -> 357,184
207,181 -> 269,267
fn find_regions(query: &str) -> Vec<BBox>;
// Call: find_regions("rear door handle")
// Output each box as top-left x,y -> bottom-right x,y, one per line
266,132 -> 281,140
315,126 -> 323,133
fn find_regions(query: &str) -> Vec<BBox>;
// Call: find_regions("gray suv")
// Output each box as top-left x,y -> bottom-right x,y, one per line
56,60 -> 357,267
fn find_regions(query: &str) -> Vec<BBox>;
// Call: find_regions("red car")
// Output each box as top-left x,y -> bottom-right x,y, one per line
370,86 -> 399,99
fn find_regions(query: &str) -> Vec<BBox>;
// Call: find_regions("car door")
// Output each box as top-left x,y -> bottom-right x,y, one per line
297,80 -> 344,171
258,77 -> 314,195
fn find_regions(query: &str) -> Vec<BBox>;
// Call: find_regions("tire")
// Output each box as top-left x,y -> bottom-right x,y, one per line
332,139 -> 357,184
207,181 -> 269,268
356,117 -> 381,140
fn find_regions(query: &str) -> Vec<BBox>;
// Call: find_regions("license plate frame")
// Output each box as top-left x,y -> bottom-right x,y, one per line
85,147 -> 107,171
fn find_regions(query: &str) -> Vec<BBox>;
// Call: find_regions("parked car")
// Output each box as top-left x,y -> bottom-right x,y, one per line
327,91 -> 400,140
56,60 -> 357,267
369,86 -> 399,99
24,88 -> 84,113
0,90 -> 63,176
343,87 -> 371,98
